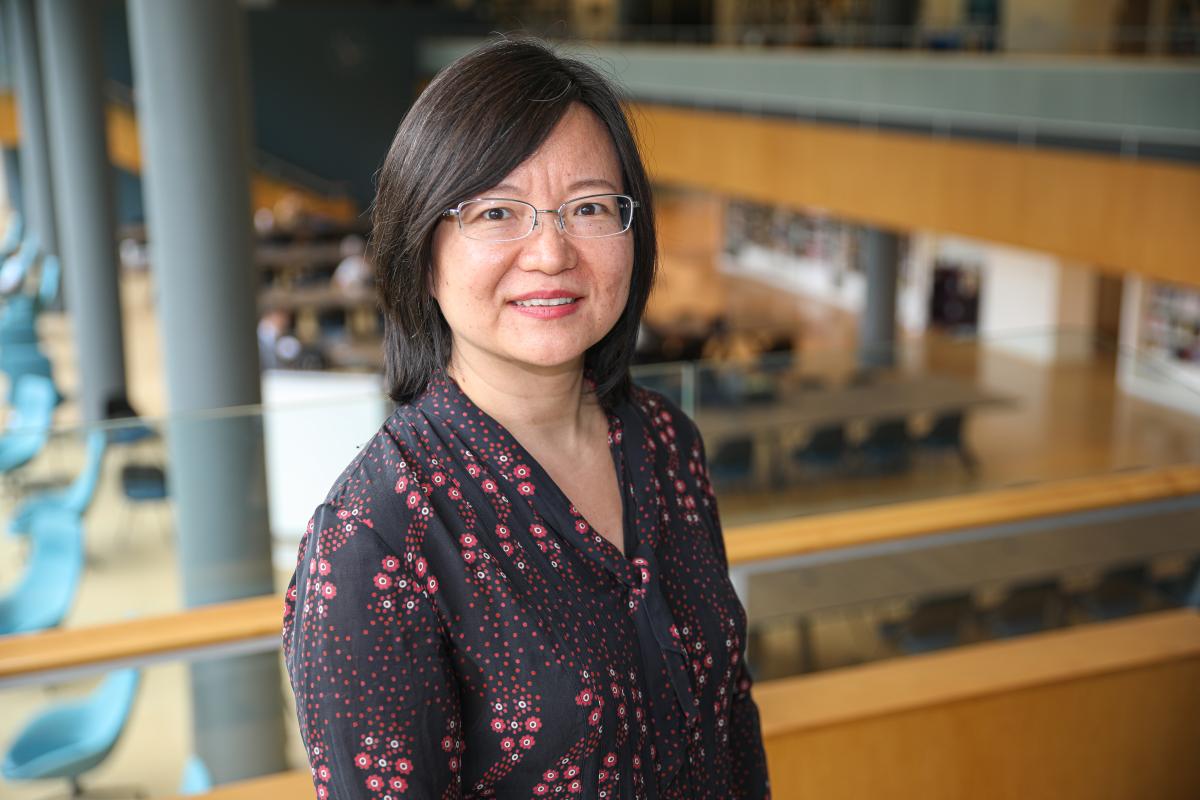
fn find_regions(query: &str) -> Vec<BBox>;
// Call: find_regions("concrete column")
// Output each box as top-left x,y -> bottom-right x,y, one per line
857,226 -> 901,369
5,0 -> 58,255
127,0 -> 285,782
37,0 -> 127,421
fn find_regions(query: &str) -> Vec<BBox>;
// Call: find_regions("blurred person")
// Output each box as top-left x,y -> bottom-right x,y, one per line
257,308 -> 292,370
330,233 -> 372,292
282,38 -> 769,799
273,190 -> 308,233
253,206 -> 276,237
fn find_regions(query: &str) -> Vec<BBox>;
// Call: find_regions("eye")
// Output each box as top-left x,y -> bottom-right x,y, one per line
460,202 -> 521,225
574,202 -> 609,217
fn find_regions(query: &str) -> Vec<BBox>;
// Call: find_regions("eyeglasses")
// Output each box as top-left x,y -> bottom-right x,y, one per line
442,194 -> 639,242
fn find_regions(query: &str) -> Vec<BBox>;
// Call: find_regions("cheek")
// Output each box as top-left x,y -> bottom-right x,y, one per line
431,236 -> 502,310
599,243 -> 634,309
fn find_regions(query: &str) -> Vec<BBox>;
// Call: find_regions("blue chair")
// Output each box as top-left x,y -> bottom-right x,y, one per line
179,754 -> 214,795
0,253 -> 59,343
708,436 -> 755,489
698,367 -> 748,409
0,231 -> 39,296
104,395 -> 156,446
880,592 -> 976,654
9,429 -> 107,538
0,506 -> 84,635
918,411 -> 978,474
0,296 -> 40,345
121,464 -> 168,502
116,462 -> 170,544
2,669 -> 141,796
1157,557 -> 1200,608
0,373 -> 58,475
0,342 -> 60,405
857,417 -> 913,474
0,212 -> 24,259
793,424 -> 848,474
1078,563 -> 1152,621
986,579 -> 1065,639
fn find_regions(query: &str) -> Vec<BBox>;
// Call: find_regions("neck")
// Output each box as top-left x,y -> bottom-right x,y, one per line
446,347 -> 599,450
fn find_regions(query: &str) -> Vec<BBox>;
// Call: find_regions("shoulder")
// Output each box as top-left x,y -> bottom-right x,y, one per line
627,382 -> 705,455
312,401 -> 441,556
320,402 -> 427,502
628,381 -> 721,520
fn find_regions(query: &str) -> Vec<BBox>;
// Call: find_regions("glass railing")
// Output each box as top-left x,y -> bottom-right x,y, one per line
740,489 -> 1200,679
1,327 -> 1198,628
674,328 -> 1200,523
1,327 -> 1198,795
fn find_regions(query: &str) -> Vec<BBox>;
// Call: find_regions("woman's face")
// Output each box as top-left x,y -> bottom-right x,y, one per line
430,103 -> 634,380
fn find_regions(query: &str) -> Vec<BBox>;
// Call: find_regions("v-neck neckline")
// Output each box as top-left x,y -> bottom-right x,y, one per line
427,372 -> 639,581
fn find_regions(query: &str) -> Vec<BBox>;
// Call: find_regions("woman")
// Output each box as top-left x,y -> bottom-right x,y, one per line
283,38 -> 770,799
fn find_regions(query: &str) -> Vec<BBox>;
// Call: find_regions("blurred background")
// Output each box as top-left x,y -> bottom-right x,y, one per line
0,1 -> 1198,798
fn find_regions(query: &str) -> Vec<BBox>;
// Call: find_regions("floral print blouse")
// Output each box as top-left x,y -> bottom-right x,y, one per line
283,373 -> 770,799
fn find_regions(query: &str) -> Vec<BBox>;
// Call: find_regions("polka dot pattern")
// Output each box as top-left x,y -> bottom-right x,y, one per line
283,373 -> 770,798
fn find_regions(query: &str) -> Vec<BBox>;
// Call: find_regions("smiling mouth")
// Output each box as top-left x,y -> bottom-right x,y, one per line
512,297 -> 578,307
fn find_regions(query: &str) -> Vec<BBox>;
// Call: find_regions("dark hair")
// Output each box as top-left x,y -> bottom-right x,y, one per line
371,37 -> 657,407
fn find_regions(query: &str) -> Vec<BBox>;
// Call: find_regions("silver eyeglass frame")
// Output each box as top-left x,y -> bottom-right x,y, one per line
441,193 -> 640,242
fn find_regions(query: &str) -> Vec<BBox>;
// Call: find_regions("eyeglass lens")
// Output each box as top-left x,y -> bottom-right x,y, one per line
456,195 -> 634,241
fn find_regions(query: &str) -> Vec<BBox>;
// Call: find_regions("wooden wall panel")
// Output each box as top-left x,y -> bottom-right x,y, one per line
758,610 -> 1200,799
635,104 -> 1200,288
764,660 -> 1200,800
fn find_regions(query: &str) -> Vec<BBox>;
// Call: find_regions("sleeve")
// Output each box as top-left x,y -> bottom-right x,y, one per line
283,501 -> 464,800
693,427 -> 773,800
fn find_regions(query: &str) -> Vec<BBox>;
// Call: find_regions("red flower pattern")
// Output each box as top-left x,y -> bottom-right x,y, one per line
283,376 -> 769,799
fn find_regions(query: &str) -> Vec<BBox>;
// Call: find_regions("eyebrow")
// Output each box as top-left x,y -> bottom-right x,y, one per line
487,178 -> 620,198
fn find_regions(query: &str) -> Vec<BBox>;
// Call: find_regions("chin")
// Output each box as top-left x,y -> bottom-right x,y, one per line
510,347 -> 588,372
506,335 -> 596,373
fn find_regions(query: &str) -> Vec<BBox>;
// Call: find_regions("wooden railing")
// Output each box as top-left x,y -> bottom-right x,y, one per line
2,464 -> 1198,687
724,462 -> 1200,564
0,595 -> 283,687
165,608 -> 1200,800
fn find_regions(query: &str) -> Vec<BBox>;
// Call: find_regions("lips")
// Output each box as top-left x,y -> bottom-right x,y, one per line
509,290 -> 582,305
513,297 -> 577,308
508,290 -> 583,319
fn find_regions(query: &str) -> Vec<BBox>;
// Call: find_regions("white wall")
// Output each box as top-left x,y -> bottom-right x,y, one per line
976,242 -> 1097,364
978,245 -> 1060,361
261,370 -> 391,570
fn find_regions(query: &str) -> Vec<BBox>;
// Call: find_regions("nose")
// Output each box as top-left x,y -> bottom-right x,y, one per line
517,211 -> 576,274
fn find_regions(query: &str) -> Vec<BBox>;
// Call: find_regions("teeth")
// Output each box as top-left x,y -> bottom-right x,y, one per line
514,297 -> 576,307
